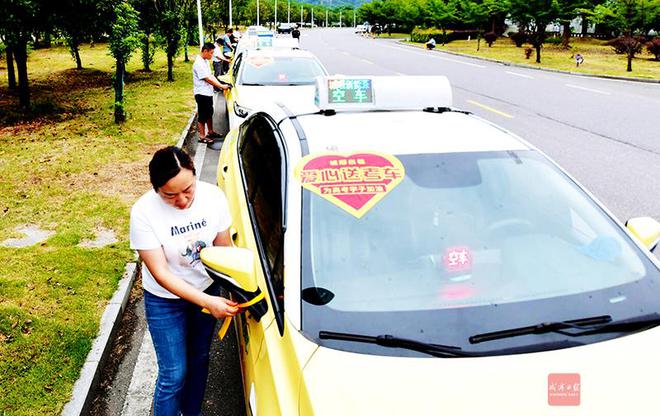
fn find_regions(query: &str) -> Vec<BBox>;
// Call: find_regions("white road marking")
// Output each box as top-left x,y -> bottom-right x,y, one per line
506,71 -> 534,79
341,51 -> 351,56
379,42 -> 486,68
121,333 -> 157,416
394,71 -> 405,76
361,58 -> 374,65
565,83 -> 611,95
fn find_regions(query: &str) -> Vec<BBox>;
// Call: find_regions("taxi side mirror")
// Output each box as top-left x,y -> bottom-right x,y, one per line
201,246 -> 268,321
626,217 -> 660,251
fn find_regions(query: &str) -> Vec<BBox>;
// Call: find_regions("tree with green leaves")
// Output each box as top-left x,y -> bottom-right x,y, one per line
53,0 -> 108,70
133,0 -> 159,71
0,0 -> 50,109
586,0 -> 656,71
425,0 -> 459,44
109,1 -> 141,123
155,0 -> 188,81
461,0 -> 489,51
509,0 -> 560,62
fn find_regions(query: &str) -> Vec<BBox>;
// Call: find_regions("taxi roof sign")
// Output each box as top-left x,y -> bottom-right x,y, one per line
314,75 -> 452,111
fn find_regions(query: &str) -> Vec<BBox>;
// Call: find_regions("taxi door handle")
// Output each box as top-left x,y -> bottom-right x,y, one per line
221,164 -> 229,179
230,227 -> 238,242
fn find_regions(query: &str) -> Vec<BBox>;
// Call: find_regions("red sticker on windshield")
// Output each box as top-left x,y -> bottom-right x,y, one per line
294,152 -> 405,218
246,56 -> 274,68
443,246 -> 472,272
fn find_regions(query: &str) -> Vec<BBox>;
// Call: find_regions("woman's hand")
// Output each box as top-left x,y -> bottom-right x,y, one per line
203,295 -> 240,319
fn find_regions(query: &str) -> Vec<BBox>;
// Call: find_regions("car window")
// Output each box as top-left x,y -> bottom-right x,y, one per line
239,115 -> 285,321
232,53 -> 243,80
239,57 -> 326,86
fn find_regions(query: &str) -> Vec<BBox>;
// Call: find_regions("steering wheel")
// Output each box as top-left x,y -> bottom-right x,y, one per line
486,218 -> 533,237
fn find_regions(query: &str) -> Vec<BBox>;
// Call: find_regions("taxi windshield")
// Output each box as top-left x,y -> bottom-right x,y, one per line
240,56 -> 326,86
300,150 -> 660,356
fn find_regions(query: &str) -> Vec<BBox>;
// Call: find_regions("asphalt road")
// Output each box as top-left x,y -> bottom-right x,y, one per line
300,28 -> 660,223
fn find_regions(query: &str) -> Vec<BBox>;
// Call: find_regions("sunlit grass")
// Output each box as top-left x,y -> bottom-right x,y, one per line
0,44 -> 195,415
406,37 -> 660,79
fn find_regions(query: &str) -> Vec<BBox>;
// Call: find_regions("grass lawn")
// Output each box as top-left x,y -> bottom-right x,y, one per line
406,37 -> 660,80
0,44 -> 195,415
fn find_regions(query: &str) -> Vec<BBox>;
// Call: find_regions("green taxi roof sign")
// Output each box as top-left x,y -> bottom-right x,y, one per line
314,76 -> 452,111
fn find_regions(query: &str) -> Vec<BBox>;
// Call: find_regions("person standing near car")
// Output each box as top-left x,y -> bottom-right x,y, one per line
130,146 -> 239,416
221,28 -> 234,75
193,42 -> 230,143
212,37 -> 230,78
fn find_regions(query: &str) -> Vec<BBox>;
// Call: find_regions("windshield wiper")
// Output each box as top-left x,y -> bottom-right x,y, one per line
241,82 -> 265,86
319,330 -> 478,358
469,313 -> 660,344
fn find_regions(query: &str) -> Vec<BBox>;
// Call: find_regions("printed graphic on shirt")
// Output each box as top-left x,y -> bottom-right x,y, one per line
181,240 -> 207,267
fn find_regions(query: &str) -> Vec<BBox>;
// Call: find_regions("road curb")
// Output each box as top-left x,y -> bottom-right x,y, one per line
395,40 -> 660,84
178,110 -> 197,149
61,262 -> 138,416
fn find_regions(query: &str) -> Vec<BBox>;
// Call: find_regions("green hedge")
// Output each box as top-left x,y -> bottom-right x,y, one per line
411,28 -> 453,44
410,28 -> 482,44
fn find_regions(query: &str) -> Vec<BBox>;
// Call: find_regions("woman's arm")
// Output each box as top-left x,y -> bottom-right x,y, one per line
138,248 -> 238,319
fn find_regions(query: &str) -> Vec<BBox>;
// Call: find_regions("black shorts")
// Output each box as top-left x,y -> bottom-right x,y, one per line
195,94 -> 214,124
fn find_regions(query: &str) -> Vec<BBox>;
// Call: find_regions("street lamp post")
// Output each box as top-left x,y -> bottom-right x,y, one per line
339,10 -> 342,27
229,0 -> 233,28
353,8 -> 356,27
257,0 -> 260,26
325,9 -> 328,27
275,0 -> 278,28
311,7 -> 314,27
288,0 -> 291,23
196,0 -> 204,46
300,5 -> 303,27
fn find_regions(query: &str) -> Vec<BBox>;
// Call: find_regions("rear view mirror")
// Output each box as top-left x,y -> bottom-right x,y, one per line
201,247 -> 267,321
626,217 -> 660,251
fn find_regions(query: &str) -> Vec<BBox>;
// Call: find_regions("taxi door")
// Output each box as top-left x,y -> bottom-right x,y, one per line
217,113 -> 286,414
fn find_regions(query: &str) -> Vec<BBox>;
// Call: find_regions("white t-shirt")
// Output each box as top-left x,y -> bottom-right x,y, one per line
212,43 -> 223,63
130,181 -> 232,299
193,54 -> 214,96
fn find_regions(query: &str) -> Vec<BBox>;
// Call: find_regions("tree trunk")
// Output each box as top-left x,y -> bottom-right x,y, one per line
627,51 -> 633,72
6,46 -> 17,90
142,35 -> 151,71
562,21 -> 571,48
477,32 -> 481,51
13,41 -> 30,109
74,46 -> 83,70
44,31 -> 52,48
184,29 -> 190,62
114,59 -> 126,123
581,14 -> 588,35
167,53 -> 174,82
535,45 -> 541,63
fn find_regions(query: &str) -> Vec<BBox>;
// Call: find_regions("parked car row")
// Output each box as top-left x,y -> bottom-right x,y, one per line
205,29 -> 660,415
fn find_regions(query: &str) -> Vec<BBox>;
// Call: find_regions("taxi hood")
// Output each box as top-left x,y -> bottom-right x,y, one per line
236,84 -> 319,115
300,326 -> 660,415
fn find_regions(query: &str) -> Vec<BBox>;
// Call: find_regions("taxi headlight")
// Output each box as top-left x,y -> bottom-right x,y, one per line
234,102 -> 251,118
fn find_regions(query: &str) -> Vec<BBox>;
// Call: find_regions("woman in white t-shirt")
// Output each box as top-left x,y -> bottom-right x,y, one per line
130,146 -> 238,416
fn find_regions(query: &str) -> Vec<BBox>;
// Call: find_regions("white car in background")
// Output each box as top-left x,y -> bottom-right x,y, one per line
219,47 -> 328,130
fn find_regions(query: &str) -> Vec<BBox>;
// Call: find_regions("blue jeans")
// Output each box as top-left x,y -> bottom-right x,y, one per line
144,282 -> 219,416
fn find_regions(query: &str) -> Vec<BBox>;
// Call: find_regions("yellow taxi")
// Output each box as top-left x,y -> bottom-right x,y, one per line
202,76 -> 660,415
218,46 -> 327,130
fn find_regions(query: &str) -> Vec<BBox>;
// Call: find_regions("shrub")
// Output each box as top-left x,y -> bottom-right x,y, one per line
410,28 -> 453,45
647,39 -> 660,60
484,32 -> 497,47
607,36 -> 645,55
545,37 -> 563,45
524,47 -> 533,59
510,31 -> 527,47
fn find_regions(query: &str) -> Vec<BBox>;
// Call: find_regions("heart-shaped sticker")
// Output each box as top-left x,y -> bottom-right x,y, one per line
294,152 -> 405,218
